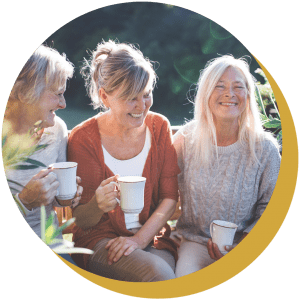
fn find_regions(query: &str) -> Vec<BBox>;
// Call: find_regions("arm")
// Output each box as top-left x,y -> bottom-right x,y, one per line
244,141 -> 281,233
105,198 -> 176,265
207,141 -> 281,260
106,117 -> 180,264
73,175 -> 119,229
68,126 -> 119,229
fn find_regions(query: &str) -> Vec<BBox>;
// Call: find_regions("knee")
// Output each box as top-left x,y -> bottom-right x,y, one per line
141,257 -> 175,282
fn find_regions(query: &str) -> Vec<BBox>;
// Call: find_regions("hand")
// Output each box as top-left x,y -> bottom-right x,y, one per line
69,176 -> 83,209
19,168 -> 59,210
207,239 -> 230,260
105,235 -> 143,265
95,175 -> 120,213
207,233 -> 248,260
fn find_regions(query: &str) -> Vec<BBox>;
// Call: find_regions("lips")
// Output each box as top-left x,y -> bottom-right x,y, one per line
129,113 -> 143,118
219,102 -> 237,106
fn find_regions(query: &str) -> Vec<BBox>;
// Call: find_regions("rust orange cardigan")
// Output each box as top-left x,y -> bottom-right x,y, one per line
68,112 -> 181,269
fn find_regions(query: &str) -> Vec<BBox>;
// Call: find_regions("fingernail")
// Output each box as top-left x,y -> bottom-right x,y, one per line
225,246 -> 229,250
108,261 -> 112,265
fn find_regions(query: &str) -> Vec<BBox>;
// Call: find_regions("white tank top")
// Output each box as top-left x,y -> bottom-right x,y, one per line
102,127 -> 151,229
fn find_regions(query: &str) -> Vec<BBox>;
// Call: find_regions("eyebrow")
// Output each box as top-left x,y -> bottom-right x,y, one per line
218,80 -> 245,84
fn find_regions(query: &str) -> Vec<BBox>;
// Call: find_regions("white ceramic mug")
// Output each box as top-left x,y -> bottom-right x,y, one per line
117,176 -> 146,214
210,220 -> 238,254
49,162 -> 78,206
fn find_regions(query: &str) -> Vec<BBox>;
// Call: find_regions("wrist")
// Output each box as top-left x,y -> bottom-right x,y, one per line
18,193 -> 33,211
133,233 -> 148,249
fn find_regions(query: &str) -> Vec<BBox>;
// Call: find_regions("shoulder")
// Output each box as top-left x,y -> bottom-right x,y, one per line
48,116 -> 68,135
44,116 -> 68,144
254,133 -> 281,166
145,111 -> 172,141
173,120 -> 196,145
69,115 -> 98,142
257,132 -> 280,155
145,111 -> 170,128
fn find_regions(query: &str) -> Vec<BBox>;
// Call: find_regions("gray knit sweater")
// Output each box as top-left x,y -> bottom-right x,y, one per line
173,121 -> 281,245
6,116 -> 68,246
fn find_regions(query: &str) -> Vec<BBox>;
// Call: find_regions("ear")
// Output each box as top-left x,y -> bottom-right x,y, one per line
99,88 -> 109,108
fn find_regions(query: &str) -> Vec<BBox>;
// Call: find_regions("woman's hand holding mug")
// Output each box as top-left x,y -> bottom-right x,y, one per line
18,168 -> 59,210
95,175 -> 120,213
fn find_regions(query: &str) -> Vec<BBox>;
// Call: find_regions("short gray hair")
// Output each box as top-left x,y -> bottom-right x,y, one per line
10,45 -> 74,104
81,40 -> 157,109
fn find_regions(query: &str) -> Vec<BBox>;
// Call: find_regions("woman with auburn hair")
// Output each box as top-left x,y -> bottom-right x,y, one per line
68,40 -> 180,281
173,55 -> 281,277
4,45 -> 83,261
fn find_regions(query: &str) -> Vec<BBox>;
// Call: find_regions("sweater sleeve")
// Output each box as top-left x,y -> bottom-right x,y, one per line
244,140 -> 281,233
67,124 -> 103,206
158,118 -> 181,201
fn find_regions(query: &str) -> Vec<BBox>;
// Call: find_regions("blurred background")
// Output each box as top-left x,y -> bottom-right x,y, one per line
43,2 -> 262,129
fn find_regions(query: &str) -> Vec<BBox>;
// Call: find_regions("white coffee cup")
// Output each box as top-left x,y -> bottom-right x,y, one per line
210,220 -> 238,254
117,176 -> 146,214
49,162 -> 78,206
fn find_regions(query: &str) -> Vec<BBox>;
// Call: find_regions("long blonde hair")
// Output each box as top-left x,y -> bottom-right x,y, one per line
192,55 -> 268,165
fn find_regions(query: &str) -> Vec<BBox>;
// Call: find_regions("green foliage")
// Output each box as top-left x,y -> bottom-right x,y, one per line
255,68 -> 282,145
40,206 -> 93,254
2,120 -> 48,215
2,121 -> 93,255
44,3 -> 261,128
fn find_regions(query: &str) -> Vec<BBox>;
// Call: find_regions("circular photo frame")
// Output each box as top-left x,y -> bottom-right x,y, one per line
1,1 -> 299,299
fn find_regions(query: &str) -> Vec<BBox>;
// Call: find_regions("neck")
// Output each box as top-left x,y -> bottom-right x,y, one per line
214,118 -> 239,146
101,111 -> 146,140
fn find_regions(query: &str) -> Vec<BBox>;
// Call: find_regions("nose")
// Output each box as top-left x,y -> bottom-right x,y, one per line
135,95 -> 147,111
58,95 -> 66,109
225,86 -> 235,98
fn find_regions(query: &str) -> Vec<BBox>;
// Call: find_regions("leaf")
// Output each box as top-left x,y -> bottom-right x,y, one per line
255,85 -> 266,117
41,206 -> 46,242
13,164 -> 39,170
52,218 -> 75,238
45,211 -> 56,231
276,131 -> 282,142
2,134 -> 7,148
263,119 -> 281,129
24,158 -> 46,167
35,144 -> 49,151
260,114 -> 269,122
13,195 -> 26,216
7,179 -> 25,189
52,246 -> 94,255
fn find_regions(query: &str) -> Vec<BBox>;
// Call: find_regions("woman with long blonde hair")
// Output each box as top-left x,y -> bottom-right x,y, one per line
173,55 -> 281,277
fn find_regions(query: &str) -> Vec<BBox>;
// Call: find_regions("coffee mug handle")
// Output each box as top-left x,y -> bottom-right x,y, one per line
210,222 -> 214,238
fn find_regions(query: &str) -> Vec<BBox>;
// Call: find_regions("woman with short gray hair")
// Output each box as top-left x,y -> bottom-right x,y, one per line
5,45 -> 83,255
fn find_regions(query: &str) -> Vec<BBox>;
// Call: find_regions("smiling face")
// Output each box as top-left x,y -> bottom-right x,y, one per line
102,84 -> 153,131
26,87 -> 67,128
209,66 -> 249,124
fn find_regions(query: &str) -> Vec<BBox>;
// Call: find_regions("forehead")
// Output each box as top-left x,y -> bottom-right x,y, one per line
219,67 -> 246,83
